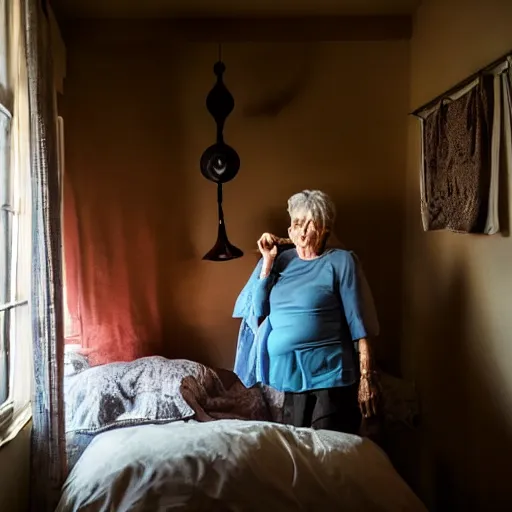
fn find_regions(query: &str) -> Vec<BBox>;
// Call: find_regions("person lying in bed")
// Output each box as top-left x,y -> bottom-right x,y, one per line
254,189 -> 380,434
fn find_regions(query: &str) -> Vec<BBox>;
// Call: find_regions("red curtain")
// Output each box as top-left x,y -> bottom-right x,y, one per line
62,171 -> 164,365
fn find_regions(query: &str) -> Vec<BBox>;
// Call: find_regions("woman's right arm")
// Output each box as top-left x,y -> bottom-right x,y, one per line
252,256 -> 276,318
252,233 -> 279,318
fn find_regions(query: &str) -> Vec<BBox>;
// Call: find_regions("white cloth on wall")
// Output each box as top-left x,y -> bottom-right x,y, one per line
501,58 -> 512,232
484,58 -> 512,235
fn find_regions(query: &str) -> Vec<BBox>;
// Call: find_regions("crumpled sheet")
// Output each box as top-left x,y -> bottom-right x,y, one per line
57,419 -> 427,512
180,368 -> 280,423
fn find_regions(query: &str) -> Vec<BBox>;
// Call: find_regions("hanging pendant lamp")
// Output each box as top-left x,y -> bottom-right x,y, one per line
200,51 -> 243,261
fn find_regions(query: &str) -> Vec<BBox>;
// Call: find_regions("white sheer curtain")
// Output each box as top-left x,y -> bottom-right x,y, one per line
500,58 -> 512,232
8,0 -> 32,441
0,0 -> 32,446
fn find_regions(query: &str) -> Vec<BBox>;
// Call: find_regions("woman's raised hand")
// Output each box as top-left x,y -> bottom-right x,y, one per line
257,232 -> 279,260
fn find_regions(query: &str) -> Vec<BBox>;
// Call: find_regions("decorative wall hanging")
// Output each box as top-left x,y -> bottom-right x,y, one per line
200,49 -> 243,261
411,50 -> 512,235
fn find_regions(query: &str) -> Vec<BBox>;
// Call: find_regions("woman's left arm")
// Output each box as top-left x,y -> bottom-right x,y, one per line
358,337 -> 374,373
338,252 -> 381,418
357,337 -> 380,418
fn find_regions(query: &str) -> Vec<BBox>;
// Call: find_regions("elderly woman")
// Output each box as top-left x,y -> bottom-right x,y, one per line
253,190 -> 380,434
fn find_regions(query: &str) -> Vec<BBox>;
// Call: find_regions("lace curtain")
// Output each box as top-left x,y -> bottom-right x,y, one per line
26,0 -> 66,510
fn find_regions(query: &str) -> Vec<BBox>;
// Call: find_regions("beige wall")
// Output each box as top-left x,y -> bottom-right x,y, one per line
61,25 -> 409,371
405,0 -> 512,509
0,423 -> 31,512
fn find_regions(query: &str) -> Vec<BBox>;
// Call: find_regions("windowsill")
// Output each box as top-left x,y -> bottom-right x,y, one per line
0,404 -> 32,449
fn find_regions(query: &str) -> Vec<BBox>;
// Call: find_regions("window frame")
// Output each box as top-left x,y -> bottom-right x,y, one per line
0,100 -> 13,412
0,60 -> 30,441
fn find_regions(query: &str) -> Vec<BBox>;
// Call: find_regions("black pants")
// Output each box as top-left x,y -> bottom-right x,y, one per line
283,384 -> 361,435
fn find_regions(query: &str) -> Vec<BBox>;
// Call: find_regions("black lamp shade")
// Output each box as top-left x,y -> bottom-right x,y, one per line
202,186 -> 243,261
202,219 -> 243,261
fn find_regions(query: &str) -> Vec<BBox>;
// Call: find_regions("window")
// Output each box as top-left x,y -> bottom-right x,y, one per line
0,102 -> 13,407
0,0 -> 32,444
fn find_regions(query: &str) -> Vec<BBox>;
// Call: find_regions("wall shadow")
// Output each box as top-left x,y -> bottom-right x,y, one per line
334,196 -> 406,377
428,265 -> 512,511
402,244 -> 512,511
242,44 -> 315,119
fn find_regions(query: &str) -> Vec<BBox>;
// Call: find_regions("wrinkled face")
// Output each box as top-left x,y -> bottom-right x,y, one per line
288,210 -> 325,253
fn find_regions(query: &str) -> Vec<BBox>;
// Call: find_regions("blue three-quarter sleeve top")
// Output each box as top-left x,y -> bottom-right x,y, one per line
252,248 -> 379,393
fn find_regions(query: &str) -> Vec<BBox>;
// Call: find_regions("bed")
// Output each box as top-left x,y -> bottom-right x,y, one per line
63,351 -> 283,469
61,351 -> 425,511
57,419 -> 426,511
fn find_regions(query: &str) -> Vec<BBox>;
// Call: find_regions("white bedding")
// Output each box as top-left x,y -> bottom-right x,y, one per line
57,420 -> 426,512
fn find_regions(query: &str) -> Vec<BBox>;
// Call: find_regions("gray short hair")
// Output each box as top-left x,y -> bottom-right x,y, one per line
287,190 -> 336,232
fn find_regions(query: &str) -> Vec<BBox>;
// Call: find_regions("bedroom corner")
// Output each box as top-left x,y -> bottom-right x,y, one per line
1,0 -> 512,511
